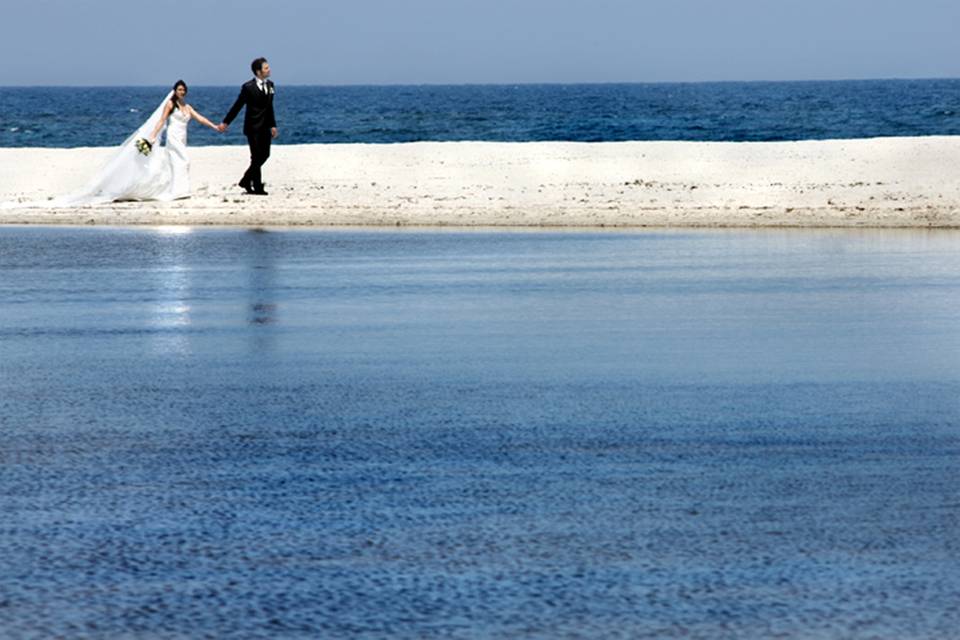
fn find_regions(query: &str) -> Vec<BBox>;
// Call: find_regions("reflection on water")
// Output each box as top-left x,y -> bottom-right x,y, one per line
247,229 -> 279,327
149,250 -> 193,356
143,227 -> 198,357
245,229 -> 279,365
1,227 -> 959,638
250,303 -> 277,325
2,225 -> 959,385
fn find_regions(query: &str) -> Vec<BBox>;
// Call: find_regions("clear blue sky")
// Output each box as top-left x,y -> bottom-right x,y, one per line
5,0 -> 959,86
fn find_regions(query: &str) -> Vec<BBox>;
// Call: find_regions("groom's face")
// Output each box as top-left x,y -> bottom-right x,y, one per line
257,62 -> 271,80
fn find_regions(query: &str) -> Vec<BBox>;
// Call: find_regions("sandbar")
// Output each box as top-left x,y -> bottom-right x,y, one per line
2,137 -> 959,227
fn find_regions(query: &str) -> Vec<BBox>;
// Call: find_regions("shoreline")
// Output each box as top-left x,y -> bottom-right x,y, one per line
2,137 -> 959,228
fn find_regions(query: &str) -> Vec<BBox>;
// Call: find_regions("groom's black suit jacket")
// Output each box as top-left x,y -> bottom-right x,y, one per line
224,79 -> 276,136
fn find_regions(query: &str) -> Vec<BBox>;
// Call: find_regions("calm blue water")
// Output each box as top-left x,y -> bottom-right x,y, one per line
1,227 -> 959,638
2,79 -> 959,148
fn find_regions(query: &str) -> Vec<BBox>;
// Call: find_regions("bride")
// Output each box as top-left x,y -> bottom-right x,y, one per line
57,80 -> 221,205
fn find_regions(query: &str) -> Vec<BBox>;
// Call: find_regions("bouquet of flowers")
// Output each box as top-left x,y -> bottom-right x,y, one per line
135,138 -> 153,156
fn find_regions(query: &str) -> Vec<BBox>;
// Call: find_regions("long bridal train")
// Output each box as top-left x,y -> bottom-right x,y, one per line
58,90 -> 191,205
2,91 -> 188,209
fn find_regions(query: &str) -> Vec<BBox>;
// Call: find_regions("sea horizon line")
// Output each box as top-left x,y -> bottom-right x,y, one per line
3,76 -> 960,90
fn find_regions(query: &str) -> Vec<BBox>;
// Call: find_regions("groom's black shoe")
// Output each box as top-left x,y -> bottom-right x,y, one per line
238,179 -> 254,194
251,182 -> 268,196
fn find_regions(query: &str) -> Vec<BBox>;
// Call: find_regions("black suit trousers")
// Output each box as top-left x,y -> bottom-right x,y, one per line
242,130 -> 272,189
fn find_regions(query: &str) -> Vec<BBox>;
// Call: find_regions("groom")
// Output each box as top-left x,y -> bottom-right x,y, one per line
220,57 -> 278,195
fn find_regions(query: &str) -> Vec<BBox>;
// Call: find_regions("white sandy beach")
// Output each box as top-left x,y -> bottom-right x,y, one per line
2,136 -> 959,227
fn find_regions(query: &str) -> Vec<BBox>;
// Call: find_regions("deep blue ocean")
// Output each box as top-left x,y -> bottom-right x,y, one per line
1,79 -> 959,148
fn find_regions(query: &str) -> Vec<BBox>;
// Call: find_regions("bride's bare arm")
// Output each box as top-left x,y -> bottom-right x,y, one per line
149,102 -> 174,143
188,106 -> 220,132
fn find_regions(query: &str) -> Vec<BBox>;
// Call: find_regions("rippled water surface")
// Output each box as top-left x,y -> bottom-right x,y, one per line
1,227 -> 959,638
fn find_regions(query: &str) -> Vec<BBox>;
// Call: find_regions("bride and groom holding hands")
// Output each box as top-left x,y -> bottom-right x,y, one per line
53,56 -> 279,206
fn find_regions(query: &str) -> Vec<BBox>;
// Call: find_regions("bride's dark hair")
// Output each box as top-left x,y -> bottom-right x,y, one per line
170,80 -> 188,111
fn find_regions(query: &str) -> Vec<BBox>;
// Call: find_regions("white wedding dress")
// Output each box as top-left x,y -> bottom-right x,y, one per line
4,91 -> 191,208
70,90 -> 191,204
161,106 -> 191,200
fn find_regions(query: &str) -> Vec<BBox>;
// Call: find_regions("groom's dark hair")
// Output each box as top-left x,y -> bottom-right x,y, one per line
251,57 -> 268,75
